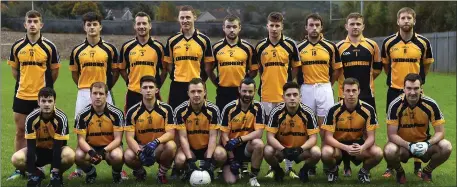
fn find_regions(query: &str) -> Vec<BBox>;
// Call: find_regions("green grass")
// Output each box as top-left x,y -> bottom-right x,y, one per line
1,61 -> 455,187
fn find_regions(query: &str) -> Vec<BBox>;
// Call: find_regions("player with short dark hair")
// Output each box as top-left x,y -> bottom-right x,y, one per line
123,76 -> 177,184
7,10 -> 61,181
74,82 -> 125,184
264,82 -> 321,183
11,87 -> 74,187
381,7 -> 434,178
119,12 -> 167,113
173,78 -> 227,181
321,78 -> 383,183
220,78 -> 265,186
384,73 -> 452,184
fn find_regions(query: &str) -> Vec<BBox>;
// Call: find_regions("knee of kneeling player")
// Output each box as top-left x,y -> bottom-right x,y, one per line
11,153 -> 26,168
383,144 -> 398,159
214,148 -> 227,161
263,146 -> 275,156
372,147 -> 384,161
174,153 -> 186,165
61,149 -> 76,165
252,139 -> 265,150
321,146 -> 334,160
311,147 -> 322,159
164,141 -> 177,155
108,152 -> 124,164
439,140 -> 453,155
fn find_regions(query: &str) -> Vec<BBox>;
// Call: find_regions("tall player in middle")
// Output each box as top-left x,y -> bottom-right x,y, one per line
256,12 -> 301,179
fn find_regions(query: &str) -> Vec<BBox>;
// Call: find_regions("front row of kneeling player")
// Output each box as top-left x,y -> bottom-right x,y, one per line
13,73 -> 452,187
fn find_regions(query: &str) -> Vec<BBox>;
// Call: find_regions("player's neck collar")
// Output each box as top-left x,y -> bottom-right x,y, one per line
91,103 -> 109,116
25,33 -> 42,45
188,100 -> 206,113
345,35 -> 365,44
342,99 -> 361,112
397,30 -> 417,43
237,99 -> 253,111
224,37 -> 241,47
267,34 -> 284,46
85,37 -> 103,46
181,28 -> 198,40
141,99 -> 158,112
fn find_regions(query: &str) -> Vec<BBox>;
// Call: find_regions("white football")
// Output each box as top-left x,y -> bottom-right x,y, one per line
189,170 -> 211,186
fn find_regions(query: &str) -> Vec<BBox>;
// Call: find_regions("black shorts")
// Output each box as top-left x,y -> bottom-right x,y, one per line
216,86 -> 239,110
125,90 -> 142,113
191,147 -> 208,160
168,81 -> 190,109
13,97 -> 38,115
337,139 -> 365,166
386,87 -> 403,113
35,148 -> 53,167
233,142 -> 251,162
338,97 -> 376,112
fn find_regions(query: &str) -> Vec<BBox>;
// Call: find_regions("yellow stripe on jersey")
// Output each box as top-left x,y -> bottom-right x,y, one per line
69,38 -> 119,89
25,108 -> 69,149
266,103 -> 319,148
74,103 -> 124,147
219,100 -> 265,139
381,32 -> 434,89
297,36 -> 342,84
164,30 -> 215,82
256,35 -> 301,102
119,37 -> 165,92
387,94 -> 444,142
321,100 -> 378,142
8,35 -> 60,100
212,38 -> 257,87
336,36 -> 382,98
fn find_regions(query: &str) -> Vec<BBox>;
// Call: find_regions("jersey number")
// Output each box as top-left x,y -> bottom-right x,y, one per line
273,51 -> 277,57
29,51 -> 34,57
230,52 -> 234,57
141,51 -> 145,56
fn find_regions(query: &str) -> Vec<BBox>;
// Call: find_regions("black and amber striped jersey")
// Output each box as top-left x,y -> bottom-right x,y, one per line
265,103 -> 319,148
124,100 -> 174,145
219,100 -> 265,139
119,37 -> 165,92
387,94 -> 444,142
164,30 -> 215,82
336,36 -> 382,98
69,38 -> 118,89
74,103 -> 124,147
8,35 -> 60,100
321,100 -> 378,142
381,32 -> 434,89
25,108 -> 69,149
297,35 -> 342,84
212,38 -> 258,87
174,100 -> 219,150
256,35 -> 301,102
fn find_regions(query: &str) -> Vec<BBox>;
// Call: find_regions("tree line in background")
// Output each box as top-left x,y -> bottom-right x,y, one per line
1,1 -> 455,40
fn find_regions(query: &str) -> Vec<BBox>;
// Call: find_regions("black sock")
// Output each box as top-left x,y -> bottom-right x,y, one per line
395,166 -> 404,173
250,167 -> 260,177
83,166 -> 95,175
414,161 -> 422,170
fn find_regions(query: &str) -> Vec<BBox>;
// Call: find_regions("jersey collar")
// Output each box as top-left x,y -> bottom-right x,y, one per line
90,103 -> 110,117
140,99 -> 159,113
187,100 -> 208,114
267,34 -> 284,46
180,29 -> 199,41
235,99 -> 255,112
395,31 -> 418,43
84,37 -> 103,47
344,35 -> 366,44
136,37 -> 154,47
223,37 -> 242,48
24,34 -> 43,45
341,99 -> 361,112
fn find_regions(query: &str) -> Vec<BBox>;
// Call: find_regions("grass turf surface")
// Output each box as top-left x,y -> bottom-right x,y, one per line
1,61 -> 455,187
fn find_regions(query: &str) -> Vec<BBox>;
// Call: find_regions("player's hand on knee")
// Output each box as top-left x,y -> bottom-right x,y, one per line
292,147 -> 305,162
137,150 -> 155,166
88,149 -> 103,165
144,139 -> 160,155
187,158 -> 199,171
411,141 -> 430,156
228,158 -> 241,176
201,157 -> 213,171
225,137 -> 243,151
282,147 -> 296,160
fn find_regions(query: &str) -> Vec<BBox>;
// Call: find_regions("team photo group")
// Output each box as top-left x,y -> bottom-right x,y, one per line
6,4 -> 453,187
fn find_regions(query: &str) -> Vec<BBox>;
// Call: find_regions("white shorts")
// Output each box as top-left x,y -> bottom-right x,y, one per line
261,102 -> 281,117
74,88 -> 113,118
300,83 -> 334,117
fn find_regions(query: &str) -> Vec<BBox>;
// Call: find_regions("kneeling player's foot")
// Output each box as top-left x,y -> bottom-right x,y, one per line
7,169 -> 26,181
120,170 -> 129,180
299,166 -> 310,183
242,169 -> 250,178
358,169 -> 371,184
327,166 -> 339,183
112,171 -> 123,184
382,168 -> 394,178
27,175 -> 43,187
414,168 -> 422,178
396,171 -> 406,184
170,168 -> 180,180
85,167 -> 97,184
421,171 -> 432,182
286,168 -> 299,179
132,168 -> 147,182
273,168 -> 285,182
215,169 -> 223,180
157,175 -> 169,184
264,169 -> 274,178
249,177 -> 260,186
344,167 -> 352,177
308,166 -> 317,176
68,169 -> 84,180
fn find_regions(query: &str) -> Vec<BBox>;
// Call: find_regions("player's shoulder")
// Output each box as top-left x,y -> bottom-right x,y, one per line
255,38 -> 268,49
174,100 -> 190,113
299,102 -> 315,115
71,40 -> 87,52
101,39 -> 117,50
253,100 -> 263,109
387,95 -> 404,114
322,38 -> 338,48
167,32 -> 184,42
54,108 -> 68,120
158,101 -> 174,112
415,33 -> 431,44
336,39 -> 346,48
421,95 -> 441,109
107,103 -> 124,117
126,102 -> 142,116
283,36 -> 297,45
240,39 -> 255,49
360,101 -> 376,114
26,108 -> 41,121
152,38 -> 165,48
382,33 -> 398,44
328,101 -> 344,113
121,38 -> 137,48
212,38 -> 225,48
41,37 -> 58,49
196,31 -> 211,42
206,101 -> 220,113
270,102 -> 286,116
297,39 -> 309,48
221,100 -> 237,113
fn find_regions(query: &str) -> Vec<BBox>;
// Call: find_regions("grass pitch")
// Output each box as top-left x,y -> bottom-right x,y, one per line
1,61 -> 455,187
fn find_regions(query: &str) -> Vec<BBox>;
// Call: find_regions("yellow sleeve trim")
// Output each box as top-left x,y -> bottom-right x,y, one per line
366,124 -> 378,131
382,58 -> 389,64
210,124 -> 219,130
165,124 -> 176,131
175,124 -> 186,130
204,57 -> 215,63
250,64 -> 259,71
219,126 -> 230,133
25,133 -> 36,139
74,129 -> 86,135
118,62 -> 126,70
307,128 -> 320,135
265,127 -> 278,133
333,62 -> 343,69
254,124 -> 265,130
7,60 -> 18,68
124,126 -> 135,132
54,134 -> 70,140
164,57 -> 172,64
50,63 -> 60,69
432,119 -> 445,127
113,126 -> 124,132
424,58 -> 434,65
292,60 -> 301,68
320,125 -> 335,132
386,120 -> 398,126
69,65 -> 78,71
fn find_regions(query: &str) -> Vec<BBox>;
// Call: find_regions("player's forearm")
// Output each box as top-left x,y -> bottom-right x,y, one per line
424,63 -> 432,75
241,129 -> 263,142
373,70 -> 381,80
331,69 -> 342,85
206,134 -> 217,159
51,69 -> 59,83
26,139 -> 37,174
126,132 -> 140,153
51,139 -> 64,171
383,64 -> 390,75
11,67 -> 18,81
361,133 -> 375,151
267,132 -> 285,150
388,134 -> 410,149
119,69 -> 128,83
221,132 -> 230,146
205,65 -> 217,86
179,133 -> 193,159
112,69 -> 120,86
291,67 -> 298,81
428,131 -> 444,145
325,132 -> 349,151
248,70 -> 258,78
158,130 -> 175,143
104,132 -> 122,152
159,70 -> 168,87
301,134 -> 317,150
71,71 -> 79,86
78,135 -> 92,152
